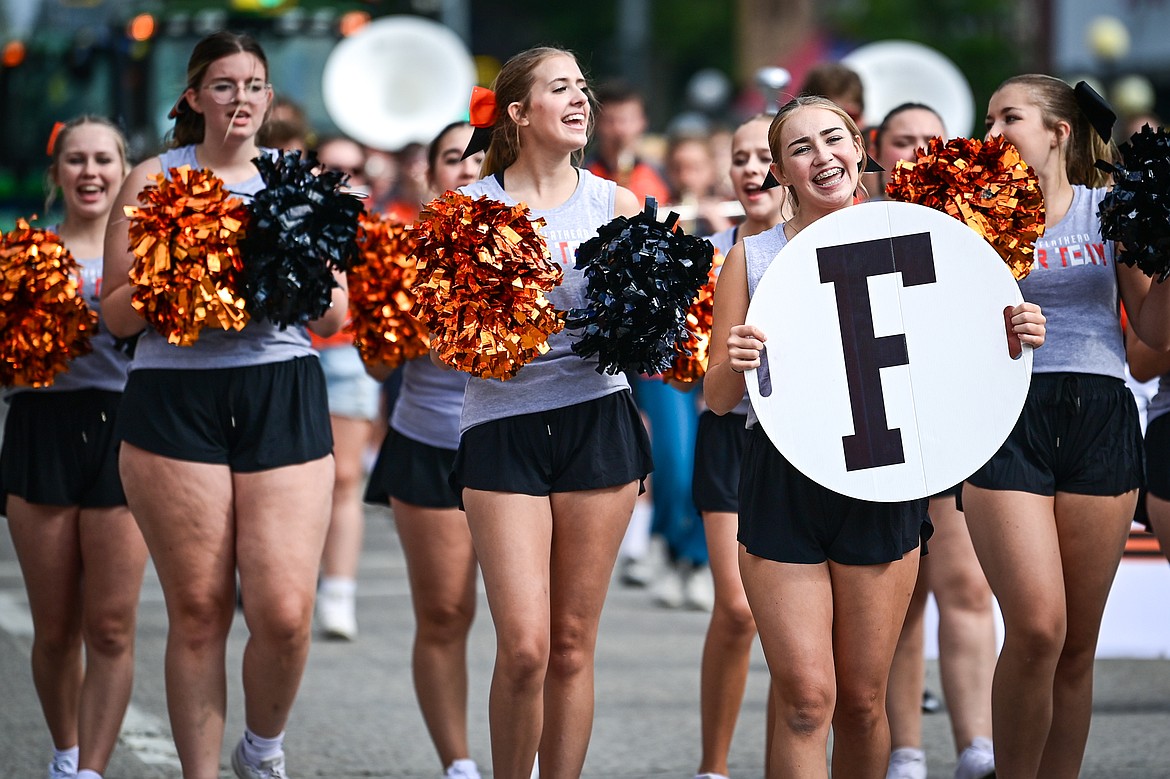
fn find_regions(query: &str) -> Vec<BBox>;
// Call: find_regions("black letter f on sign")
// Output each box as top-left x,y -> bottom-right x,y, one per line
817,233 -> 936,471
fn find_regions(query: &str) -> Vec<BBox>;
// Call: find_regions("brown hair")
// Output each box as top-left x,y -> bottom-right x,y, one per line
995,74 -> 1115,188
169,31 -> 269,148
767,95 -> 869,209
44,115 -> 129,214
799,63 -> 864,114
480,47 -> 590,177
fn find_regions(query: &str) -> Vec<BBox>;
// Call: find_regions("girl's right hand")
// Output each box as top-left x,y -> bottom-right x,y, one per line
727,324 -> 768,373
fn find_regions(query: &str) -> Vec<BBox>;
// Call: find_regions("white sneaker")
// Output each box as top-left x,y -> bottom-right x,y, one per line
651,564 -> 685,608
444,758 -> 481,779
954,736 -> 995,779
886,746 -> 927,779
684,564 -> 715,611
316,583 -> 357,641
231,739 -> 288,779
47,756 -> 77,779
695,773 -> 731,779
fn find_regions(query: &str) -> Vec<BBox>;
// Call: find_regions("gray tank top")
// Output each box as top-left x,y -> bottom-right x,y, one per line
7,243 -> 129,397
1147,376 -> 1170,426
1019,185 -> 1124,378
742,223 -> 790,428
391,357 -> 468,450
130,145 -> 314,370
457,169 -> 629,432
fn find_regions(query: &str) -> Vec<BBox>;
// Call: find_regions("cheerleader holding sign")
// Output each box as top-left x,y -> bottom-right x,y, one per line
704,96 -> 1047,778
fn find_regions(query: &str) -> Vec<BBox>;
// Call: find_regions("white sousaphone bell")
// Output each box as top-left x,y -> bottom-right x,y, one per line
322,15 -> 476,151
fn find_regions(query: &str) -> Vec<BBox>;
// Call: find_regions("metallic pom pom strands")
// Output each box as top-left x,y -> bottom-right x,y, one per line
241,150 -> 364,328
567,198 -> 714,376
347,212 -> 431,368
886,135 -> 1045,281
665,248 -> 723,383
0,219 -> 97,387
1098,124 -> 1170,281
409,191 -> 565,380
125,165 -> 249,346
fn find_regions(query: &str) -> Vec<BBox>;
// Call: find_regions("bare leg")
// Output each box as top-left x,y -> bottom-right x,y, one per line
923,497 -> 995,755
234,457 -> 334,736
829,552 -> 920,779
739,551 -> 834,779
76,505 -> 149,772
541,485 -> 636,779
963,486 -> 1064,779
1036,491 -> 1134,778
394,499 -> 478,769
120,444 -> 236,779
320,415 -> 371,581
697,511 -> 757,776
885,567 -> 928,751
6,499 -> 84,751
1147,493 -> 1170,565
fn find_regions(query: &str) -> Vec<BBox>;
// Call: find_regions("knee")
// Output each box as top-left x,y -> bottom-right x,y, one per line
33,621 -> 82,659
167,592 -> 234,649
710,596 -> 757,644
82,610 -> 136,659
416,598 -> 475,645
496,633 -> 551,688
248,594 -> 314,648
1006,610 -> 1066,663
776,682 -> 834,737
935,571 -> 993,614
834,684 -> 885,735
546,625 -> 593,681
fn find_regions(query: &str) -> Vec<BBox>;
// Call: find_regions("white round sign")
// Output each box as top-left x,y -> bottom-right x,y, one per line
745,201 -> 1032,502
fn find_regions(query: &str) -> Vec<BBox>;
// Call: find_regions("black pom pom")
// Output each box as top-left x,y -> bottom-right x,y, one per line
566,198 -> 714,375
1098,125 -> 1170,281
241,150 -> 364,328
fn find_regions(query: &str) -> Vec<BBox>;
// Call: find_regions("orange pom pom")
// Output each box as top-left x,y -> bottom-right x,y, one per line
409,192 -> 564,380
0,219 -> 97,387
886,135 -> 1045,281
346,212 -> 431,369
125,165 -> 250,346
665,248 -> 723,383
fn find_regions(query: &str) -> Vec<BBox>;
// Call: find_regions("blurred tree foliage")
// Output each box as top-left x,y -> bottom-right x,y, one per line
821,0 -> 1036,134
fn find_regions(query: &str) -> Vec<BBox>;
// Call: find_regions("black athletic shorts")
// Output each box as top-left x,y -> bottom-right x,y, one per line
1,389 -> 126,511
738,426 -> 931,565
693,410 -> 749,514
966,373 -> 1143,497
1144,412 -> 1170,501
451,390 -> 653,501
366,428 -> 460,509
116,356 -> 333,472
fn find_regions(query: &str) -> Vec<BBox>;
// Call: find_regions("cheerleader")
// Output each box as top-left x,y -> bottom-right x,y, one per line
705,96 -> 1045,778
869,103 -> 997,779
1,116 -> 147,779
964,74 -> 1170,779
692,113 -> 785,779
101,32 -> 345,779
448,47 -> 652,779
363,120 -> 485,779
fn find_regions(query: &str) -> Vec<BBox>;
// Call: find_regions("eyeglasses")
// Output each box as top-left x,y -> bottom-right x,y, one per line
202,80 -> 272,105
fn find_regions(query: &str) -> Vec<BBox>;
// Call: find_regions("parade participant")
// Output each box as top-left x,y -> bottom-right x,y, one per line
1,116 -> 147,779
311,134 -> 380,642
869,103 -> 997,779
363,120 -> 485,779
101,31 -> 345,779
691,113 -> 784,779
705,96 -> 1045,779
964,74 -> 1170,779
585,80 -> 671,204
450,47 -> 651,779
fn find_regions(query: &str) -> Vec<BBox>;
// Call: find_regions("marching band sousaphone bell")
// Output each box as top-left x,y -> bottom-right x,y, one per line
322,16 -> 476,151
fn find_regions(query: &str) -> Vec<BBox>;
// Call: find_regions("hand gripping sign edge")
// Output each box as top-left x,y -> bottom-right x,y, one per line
744,200 -> 1032,502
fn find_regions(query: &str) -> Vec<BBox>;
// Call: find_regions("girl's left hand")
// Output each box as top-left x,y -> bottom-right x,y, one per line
1010,302 -> 1046,348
